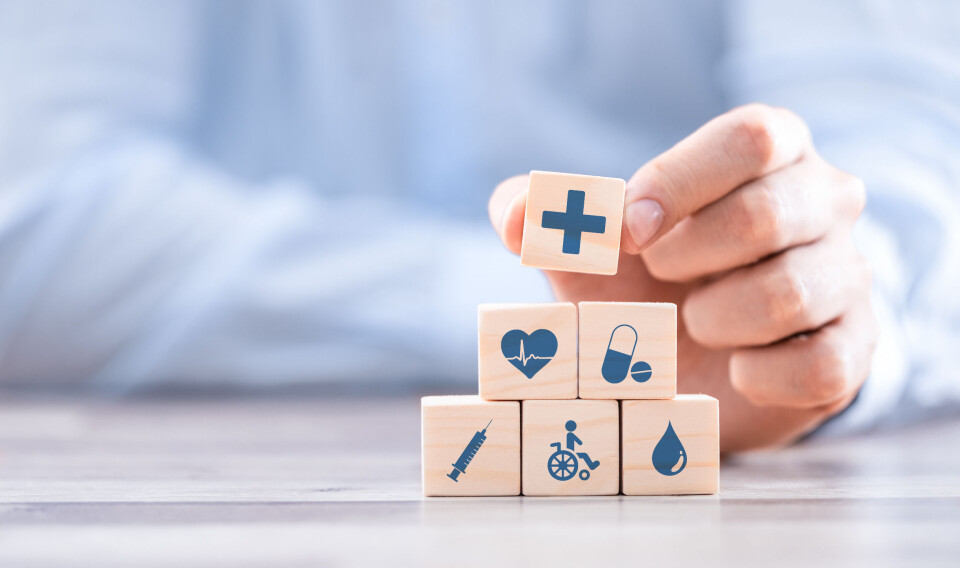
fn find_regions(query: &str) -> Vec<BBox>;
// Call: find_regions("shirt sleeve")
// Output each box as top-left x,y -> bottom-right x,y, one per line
0,1 -> 550,390
722,0 -> 960,431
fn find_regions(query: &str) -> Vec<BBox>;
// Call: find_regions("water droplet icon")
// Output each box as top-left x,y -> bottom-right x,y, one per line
652,421 -> 687,476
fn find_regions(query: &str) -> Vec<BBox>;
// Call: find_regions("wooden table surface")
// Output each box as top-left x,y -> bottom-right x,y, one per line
1,394 -> 958,567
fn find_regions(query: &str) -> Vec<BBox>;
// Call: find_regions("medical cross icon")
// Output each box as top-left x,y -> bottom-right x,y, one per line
541,190 -> 607,255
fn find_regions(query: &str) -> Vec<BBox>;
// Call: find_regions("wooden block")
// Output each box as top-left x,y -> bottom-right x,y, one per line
520,170 -> 625,275
421,396 -> 520,496
578,302 -> 677,399
621,395 -> 719,495
521,400 -> 619,496
478,303 -> 577,400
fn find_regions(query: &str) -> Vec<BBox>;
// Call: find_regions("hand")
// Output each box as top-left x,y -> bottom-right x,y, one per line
488,104 -> 878,452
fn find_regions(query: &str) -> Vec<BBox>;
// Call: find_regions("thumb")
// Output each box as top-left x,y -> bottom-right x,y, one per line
488,174 -> 528,255
621,104 -> 810,254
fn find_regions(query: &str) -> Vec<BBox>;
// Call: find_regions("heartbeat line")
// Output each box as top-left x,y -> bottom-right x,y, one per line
505,339 -> 553,367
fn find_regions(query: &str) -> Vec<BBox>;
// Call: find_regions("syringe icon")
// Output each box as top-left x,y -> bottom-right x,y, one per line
447,419 -> 493,482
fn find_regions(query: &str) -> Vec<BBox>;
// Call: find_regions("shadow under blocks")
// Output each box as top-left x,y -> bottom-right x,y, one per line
421,171 -> 718,496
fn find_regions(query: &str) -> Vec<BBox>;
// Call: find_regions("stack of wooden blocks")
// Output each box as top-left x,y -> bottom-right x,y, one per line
422,171 -> 720,497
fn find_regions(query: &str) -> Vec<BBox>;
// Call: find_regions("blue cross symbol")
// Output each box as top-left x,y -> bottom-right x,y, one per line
541,190 -> 606,255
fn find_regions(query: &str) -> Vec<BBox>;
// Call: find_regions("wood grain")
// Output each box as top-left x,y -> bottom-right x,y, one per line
478,303 -> 577,400
1,394 -> 959,567
521,400 -> 619,496
520,170 -> 625,275
578,302 -> 677,399
421,396 -> 520,496
622,395 -> 719,495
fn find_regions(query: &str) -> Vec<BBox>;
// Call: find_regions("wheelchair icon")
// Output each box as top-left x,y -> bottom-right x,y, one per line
548,442 -> 590,480
546,420 -> 600,481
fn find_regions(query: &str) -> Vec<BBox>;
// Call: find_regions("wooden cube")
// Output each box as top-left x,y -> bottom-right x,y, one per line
422,396 -> 520,497
578,302 -> 677,399
520,170 -> 625,275
621,394 -> 719,495
478,303 -> 577,400
521,400 -> 619,496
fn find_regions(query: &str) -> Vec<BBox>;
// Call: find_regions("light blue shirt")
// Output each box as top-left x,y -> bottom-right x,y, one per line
0,1 -> 958,431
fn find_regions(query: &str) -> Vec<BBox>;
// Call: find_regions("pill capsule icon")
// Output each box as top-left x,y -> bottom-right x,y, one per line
601,324 -> 638,383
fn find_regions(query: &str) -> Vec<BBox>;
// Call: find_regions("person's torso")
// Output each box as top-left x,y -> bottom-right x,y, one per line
192,0 -> 730,216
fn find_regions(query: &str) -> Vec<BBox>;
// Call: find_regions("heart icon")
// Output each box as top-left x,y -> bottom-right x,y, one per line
500,329 -> 558,379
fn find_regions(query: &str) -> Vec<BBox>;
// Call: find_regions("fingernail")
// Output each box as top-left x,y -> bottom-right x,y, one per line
625,199 -> 664,250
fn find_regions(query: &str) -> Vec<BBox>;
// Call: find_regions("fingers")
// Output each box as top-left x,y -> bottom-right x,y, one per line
623,104 -> 812,254
683,236 -> 871,349
728,295 -> 878,409
642,156 -> 866,282
488,175 -> 528,255
719,390 -> 858,452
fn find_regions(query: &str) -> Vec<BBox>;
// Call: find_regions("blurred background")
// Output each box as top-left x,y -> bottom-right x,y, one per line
0,0 -> 958,431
